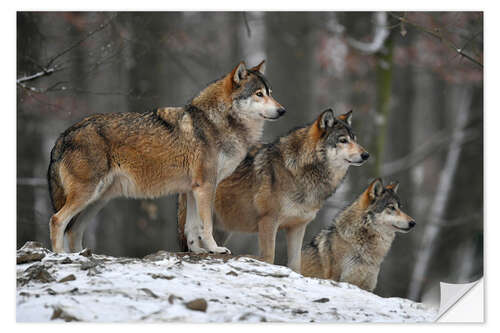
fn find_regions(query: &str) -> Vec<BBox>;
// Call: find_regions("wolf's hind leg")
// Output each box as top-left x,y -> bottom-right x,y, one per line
65,198 -> 109,252
50,188 -> 96,253
285,223 -> 307,273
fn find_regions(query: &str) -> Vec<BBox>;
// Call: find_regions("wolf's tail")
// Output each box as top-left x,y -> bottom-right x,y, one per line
176,193 -> 189,252
47,136 -> 66,213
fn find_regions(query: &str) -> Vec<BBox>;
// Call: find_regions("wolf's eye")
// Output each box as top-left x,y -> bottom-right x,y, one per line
256,91 -> 264,97
339,137 -> 348,144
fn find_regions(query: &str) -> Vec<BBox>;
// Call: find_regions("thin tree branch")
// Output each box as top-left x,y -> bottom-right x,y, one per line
381,127 -> 481,177
17,80 -> 69,94
347,12 -> 390,54
16,14 -> 116,86
46,14 -> 117,67
119,34 -> 199,86
388,12 -> 483,68
242,12 -> 252,38
16,67 -> 59,84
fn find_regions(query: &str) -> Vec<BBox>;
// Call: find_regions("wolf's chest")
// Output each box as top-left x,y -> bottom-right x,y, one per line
280,196 -> 319,224
216,149 -> 246,184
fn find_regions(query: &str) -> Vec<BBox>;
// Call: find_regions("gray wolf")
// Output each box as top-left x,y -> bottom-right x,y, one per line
178,109 -> 369,272
48,60 -> 285,254
301,178 -> 416,291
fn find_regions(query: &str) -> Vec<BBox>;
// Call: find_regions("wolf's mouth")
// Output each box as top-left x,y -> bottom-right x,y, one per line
392,225 -> 412,232
345,159 -> 365,166
259,113 -> 281,121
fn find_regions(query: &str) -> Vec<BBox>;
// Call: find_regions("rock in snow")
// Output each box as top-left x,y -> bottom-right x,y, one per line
16,243 -> 437,323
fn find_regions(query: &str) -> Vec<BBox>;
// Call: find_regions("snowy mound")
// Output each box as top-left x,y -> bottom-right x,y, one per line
16,241 -> 437,323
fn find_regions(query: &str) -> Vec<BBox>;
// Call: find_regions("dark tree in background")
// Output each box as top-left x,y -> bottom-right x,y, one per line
16,11 -> 483,304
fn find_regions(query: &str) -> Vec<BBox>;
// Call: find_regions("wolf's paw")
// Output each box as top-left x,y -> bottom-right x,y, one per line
208,246 -> 231,255
188,245 -> 209,254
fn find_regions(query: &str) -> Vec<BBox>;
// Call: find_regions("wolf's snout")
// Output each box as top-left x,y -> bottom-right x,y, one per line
361,152 -> 370,161
408,220 -> 416,229
277,108 -> 286,117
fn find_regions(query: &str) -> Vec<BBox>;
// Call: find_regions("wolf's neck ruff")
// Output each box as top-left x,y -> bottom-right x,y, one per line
334,199 -> 396,261
188,75 -> 267,149
275,127 -> 349,203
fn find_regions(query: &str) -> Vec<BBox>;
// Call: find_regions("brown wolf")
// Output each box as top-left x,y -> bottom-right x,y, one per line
301,178 -> 416,291
48,60 -> 285,254
178,109 -> 369,272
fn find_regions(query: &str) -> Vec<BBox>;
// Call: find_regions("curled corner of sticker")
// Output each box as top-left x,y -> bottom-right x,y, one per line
436,278 -> 483,322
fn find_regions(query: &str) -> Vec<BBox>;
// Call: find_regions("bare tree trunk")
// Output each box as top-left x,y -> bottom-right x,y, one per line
407,86 -> 473,300
263,12 -> 316,141
238,12 -> 266,66
375,30 -> 416,298
17,13 -> 43,248
372,31 -> 393,177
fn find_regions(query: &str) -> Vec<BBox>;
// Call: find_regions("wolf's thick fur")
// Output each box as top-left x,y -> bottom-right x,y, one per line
301,179 -> 416,291
178,109 -> 369,272
48,60 -> 285,254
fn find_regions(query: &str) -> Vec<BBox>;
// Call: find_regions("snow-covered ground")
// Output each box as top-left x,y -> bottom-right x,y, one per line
16,241 -> 437,323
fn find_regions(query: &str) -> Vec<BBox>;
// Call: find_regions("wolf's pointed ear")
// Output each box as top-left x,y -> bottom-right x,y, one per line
250,60 -> 266,75
318,109 -> 335,130
367,178 -> 383,201
232,61 -> 248,85
386,181 -> 400,193
310,109 -> 335,141
337,110 -> 353,126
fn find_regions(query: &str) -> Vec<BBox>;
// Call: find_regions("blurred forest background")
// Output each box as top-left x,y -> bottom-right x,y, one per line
17,11 -> 483,304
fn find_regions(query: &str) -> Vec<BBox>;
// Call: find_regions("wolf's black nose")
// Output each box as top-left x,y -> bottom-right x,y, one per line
409,221 -> 416,228
277,108 -> 286,116
361,152 -> 370,160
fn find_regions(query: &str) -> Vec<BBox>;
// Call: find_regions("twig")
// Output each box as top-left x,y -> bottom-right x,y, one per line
347,12 -> 390,54
16,14 -> 116,86
381,128 -> 481,177
16,67 -> 58,84
242,12 -> 252,38
388,12 -> 483,68
119,34 -> 198,86
17,80 -> 69,94
46,14 -> 117,67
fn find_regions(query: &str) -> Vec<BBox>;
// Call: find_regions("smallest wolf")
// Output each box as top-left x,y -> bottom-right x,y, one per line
301,178 -> 416,292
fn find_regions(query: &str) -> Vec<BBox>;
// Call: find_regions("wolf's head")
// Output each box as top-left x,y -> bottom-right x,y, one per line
225,61 -> 286,121
309,109 -> 369,168
360,178 -> 416,233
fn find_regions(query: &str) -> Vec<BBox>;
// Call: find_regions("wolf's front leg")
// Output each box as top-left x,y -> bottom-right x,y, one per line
285,223 -> 307,273
184,191 -> 208,254
257,215 -> 279,264
192,185 -> 231,254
